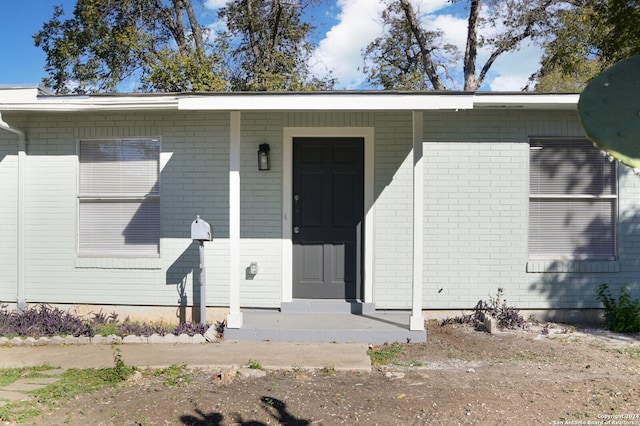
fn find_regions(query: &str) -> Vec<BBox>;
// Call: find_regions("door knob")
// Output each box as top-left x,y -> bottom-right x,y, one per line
293,226 -> 300,234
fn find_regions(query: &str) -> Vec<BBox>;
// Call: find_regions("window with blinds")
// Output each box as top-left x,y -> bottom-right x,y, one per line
78,139 -> 160,257
529,138 -> 617,260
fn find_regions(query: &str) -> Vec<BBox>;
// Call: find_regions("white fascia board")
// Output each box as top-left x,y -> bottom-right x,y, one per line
0,87 -> 41,104
0,95 -> 180,111
179,93 -> 474,111
2,92 -> 580,112
473,93 -> 579,110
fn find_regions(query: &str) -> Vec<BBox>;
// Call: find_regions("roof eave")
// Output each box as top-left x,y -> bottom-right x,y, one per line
0,90 -> 580,112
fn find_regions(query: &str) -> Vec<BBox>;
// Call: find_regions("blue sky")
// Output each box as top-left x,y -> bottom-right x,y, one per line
0,0 -> 541,91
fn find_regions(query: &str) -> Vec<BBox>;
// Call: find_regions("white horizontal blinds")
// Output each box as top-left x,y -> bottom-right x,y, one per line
529,138 -> 616,260
529,199 -> 615,259
79,139 -> 160,195
79,139 -> 160,257
529,138 -> 616,196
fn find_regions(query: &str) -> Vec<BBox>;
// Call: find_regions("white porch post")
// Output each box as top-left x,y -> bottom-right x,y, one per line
410,111 -> 425,331
0,114 -> 27,311
17,144 -> 26,311
227,111 -> 243,328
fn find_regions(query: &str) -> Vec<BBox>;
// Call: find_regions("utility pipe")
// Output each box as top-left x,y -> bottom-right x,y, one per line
0,113 -> 27,311
0,113 -> 26,141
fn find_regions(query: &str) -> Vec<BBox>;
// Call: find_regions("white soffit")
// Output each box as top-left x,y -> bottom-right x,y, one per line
178,93 -> 474,111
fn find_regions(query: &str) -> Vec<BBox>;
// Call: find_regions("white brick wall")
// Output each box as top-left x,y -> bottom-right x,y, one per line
423,141 -> 528,308
1,110 -> 399,311
0,112 -> 234,309
423,109 -> 640,310
372,112 -> 414,308
4,106 -> 639,314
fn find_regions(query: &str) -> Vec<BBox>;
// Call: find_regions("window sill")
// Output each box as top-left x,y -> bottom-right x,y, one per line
526,260 -> 619,274
75,257 -> 162,270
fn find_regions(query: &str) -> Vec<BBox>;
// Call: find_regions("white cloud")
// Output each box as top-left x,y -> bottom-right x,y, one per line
413,0 -> 452,15
487,43 -> 542,91
205,0 -> 227,9
311,0 -> 387,89
430,14 -> 467,50
311,0 -> 458,89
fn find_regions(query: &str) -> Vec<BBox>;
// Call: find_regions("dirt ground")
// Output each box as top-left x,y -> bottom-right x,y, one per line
35,321 -> 640,425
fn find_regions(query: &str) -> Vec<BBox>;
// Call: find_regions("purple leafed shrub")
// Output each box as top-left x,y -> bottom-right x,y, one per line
0,304 -> 217,339
88,310 -> 119,326
119,317 -> 171,337
173,322 -> 209,337
0,304 -> 91,337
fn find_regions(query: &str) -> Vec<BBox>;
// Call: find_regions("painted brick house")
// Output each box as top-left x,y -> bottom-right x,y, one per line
1,87 -> 637,342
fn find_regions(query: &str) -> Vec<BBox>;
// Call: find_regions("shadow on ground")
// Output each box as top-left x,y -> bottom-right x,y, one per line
180,396 -> 309,426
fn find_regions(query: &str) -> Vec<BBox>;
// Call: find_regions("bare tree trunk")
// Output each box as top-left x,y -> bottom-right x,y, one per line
399,0 -> 446,90
182,0 -> 205,54
162,0 -> 187,55
463,0 -> 482,91
246,1 -> 263,65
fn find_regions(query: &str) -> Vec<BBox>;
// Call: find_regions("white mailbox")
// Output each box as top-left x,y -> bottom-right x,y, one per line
191,215 -> 212,241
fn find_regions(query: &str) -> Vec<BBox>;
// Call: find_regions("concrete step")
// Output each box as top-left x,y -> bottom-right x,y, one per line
225,310 -> 426,344
280,300 -> 376,314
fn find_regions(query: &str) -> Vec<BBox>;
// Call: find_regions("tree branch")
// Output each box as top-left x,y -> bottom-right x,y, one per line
399,0 -> 446,90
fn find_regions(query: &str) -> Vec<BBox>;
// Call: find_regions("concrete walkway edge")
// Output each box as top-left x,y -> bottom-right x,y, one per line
0,340 -> 372,372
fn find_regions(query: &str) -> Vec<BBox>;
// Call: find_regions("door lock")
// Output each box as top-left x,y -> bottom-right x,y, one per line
293,226 -> 300,234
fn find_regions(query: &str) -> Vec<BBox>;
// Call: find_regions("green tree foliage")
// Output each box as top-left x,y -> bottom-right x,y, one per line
364,0 -> 580,91
536,0 -> 640,91
593,0 -> 640,63
535,59 -> 601,92
34,0 -> 333,93
34,0 -> 228,94
218,0 -> 335,91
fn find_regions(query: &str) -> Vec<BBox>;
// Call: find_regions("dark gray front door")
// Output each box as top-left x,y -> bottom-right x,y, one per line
292,137 -> 364,299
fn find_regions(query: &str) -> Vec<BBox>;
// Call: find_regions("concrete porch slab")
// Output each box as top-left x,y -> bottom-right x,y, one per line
224,310 -> 426,344
280,299 -> 376,314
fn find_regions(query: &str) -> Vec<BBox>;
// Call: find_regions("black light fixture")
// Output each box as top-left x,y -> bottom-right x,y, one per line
258,143 -> 270,171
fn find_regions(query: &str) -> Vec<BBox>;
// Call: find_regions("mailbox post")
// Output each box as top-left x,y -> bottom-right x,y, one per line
191,215 -> 212,325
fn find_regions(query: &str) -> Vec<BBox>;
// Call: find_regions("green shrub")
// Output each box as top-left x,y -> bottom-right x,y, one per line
597,283 -> 640,333
439,288 -> 525,330
367,342 -> 405,365
246,359 -> 262,370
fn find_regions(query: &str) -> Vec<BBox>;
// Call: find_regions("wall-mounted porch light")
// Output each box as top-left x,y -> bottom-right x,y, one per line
258,143 -> 270,171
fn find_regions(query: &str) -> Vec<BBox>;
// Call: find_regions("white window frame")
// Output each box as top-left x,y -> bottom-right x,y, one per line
528,137 -> 617,261
77,138 -> 161,258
